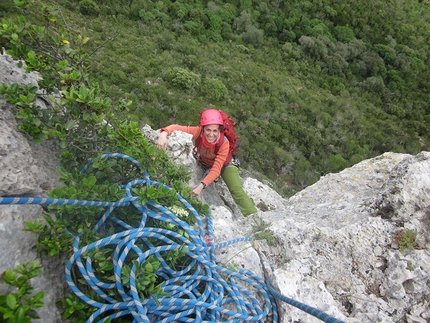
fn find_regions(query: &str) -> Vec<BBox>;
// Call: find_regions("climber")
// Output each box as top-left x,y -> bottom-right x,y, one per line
157,108 -> 257,216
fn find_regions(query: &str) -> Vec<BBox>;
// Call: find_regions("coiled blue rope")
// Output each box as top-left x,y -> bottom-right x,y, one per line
0,153 -> 346,323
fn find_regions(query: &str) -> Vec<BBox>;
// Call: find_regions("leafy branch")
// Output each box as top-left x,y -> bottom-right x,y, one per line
0,261 -> 45,323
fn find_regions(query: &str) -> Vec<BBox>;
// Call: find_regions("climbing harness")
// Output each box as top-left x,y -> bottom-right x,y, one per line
231,155 -> 241,168
0,153 -> 346,323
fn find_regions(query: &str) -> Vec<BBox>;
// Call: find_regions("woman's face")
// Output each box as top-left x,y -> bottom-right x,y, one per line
203,124 -> 220,143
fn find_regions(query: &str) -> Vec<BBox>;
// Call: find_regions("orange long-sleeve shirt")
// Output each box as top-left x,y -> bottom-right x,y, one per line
160,125 -> 229,187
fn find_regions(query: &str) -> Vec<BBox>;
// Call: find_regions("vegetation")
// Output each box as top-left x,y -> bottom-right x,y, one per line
254,231 -> 276,246
251,216 -> 272,233
393,229 -> 417,253
2,0 -> 430,196
251,217 -> 275,246
0,261 -> 45,323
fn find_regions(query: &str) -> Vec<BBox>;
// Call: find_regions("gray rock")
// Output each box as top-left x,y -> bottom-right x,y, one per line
143,125 -> 430,323
0,54 -> 64,322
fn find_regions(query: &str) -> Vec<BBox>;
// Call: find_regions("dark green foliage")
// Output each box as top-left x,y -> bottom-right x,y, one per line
333,25 -> 354,42
241,25 -> 264,47
0,0 -> 19,19
200,77 -> 228,100
165,67 -> 198,90
0,261 -> 45,322
79,0 -> 100,16
2,0 -> 430,199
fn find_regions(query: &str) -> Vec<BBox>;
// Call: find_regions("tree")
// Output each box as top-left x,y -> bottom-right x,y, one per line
79,0 -> 100,16
165,67 -> 199,90
325,154 -> 349,173
199,78 -> 228,100
333,25 -> 354,42
233,11 -> 252,33
242,25 -> 264,47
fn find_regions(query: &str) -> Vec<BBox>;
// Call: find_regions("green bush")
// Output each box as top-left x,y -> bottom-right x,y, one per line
184,20 -> 204,35
334,25 -> 355,42
254,231 -> 276,246
200,78 -> 228,100
166,67 -> 199,90
393,229 -> 417,253
326,154 -> 349,173
79,0 -> 100,16
242,25 -> 264,47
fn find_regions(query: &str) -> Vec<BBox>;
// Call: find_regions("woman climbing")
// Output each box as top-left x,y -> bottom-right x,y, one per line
157,108 -> 257,216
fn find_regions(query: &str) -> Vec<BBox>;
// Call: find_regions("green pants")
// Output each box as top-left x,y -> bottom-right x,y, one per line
221,165 -> 257,216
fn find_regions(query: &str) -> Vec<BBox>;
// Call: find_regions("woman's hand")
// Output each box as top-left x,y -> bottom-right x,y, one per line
157,131 -> 168,150
191,183 -> 205,196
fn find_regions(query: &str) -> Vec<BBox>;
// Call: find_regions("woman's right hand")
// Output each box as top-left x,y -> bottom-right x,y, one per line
191,183 -> 205,196
157,131 -> 168,150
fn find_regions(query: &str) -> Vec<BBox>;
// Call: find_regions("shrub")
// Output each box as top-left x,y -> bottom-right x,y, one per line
242,25 -> 264,47
360,76 -> 386,93
393,229 -> 417,253
334,25 -> 355,42
79,0 -> 100,16
166,67 -> 199,90
200,78 -> 228,100
254,231 -> 276,246
251,217 -> 276,246
326,154 -> 349,173
251,217 -> 272,233
0,261 -> 45,322
184,20 -> 204,36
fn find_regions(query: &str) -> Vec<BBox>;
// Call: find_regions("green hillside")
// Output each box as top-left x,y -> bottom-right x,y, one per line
2,0 -> 430,196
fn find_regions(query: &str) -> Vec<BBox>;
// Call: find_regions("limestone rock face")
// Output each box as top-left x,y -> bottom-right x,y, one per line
143,125 -> 430,323
1,52 -> 429,323
0,54 -> 64,323
260,152 -> 430,323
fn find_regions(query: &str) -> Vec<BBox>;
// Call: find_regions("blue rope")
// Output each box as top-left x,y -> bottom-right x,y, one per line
0,153 -> 276,322
266,276 -> 346,323
0,153 -> 346,323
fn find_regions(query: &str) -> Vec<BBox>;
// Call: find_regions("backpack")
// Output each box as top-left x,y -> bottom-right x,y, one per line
194,110 -> 240,167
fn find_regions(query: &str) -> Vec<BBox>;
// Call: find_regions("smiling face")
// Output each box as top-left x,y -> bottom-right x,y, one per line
203,124 -> 220,143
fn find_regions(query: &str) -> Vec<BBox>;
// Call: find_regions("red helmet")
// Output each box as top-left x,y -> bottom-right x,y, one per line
200,109 -> 223,126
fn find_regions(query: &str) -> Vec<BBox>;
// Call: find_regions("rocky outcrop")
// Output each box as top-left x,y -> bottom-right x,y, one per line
143,126 -> 430,323
0,54 -> 64,322
258,152 -> 430,323
2,53 -> 429,323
